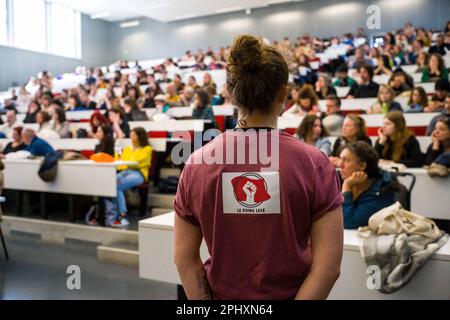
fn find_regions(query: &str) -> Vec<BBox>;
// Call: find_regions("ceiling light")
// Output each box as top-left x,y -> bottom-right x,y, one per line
216,6 -> 243,14
120,20 -> 141,28
91,12 -> 111,19
245,8 -> 252,15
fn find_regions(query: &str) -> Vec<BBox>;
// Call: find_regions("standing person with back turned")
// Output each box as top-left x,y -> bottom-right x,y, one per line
174,35 -> 344,300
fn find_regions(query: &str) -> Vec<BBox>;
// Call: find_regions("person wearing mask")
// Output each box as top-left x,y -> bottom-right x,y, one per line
375,111 -> 425,168
296,115 -> 332,156
330,114 -> 372,164
347,65 -> 379,99
425,115 -> 450,166
283,85 -> 319,116
421,53 -> 449,83
108,108 -> 130,139
174,35 -> 343,300
333,64 -> 356,88
51,107 -> 71,138
0,127 -> 26,157
339,142 -> 397,229
406,87 -> 428,113
23,100 -> 41,124
112,127 -> 152,228
22,129 -> 54,157
368,85 -> 403,114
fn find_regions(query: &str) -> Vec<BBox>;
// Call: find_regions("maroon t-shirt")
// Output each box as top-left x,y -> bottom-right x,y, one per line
174,130 -> 343,300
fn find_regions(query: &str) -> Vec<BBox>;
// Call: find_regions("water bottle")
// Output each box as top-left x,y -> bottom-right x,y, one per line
115,140 -> 123,159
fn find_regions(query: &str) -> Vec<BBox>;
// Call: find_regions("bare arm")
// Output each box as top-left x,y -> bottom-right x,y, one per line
174,214 -> 212,300
295,206 -> 344,300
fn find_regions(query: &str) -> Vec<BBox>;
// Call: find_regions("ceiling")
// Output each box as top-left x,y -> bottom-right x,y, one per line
47,0 -> 309,23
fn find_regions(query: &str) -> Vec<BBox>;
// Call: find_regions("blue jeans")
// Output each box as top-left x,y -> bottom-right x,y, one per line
117,170 -> 144,215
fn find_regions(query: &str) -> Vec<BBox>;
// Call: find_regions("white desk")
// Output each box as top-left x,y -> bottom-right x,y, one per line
398,168 -> 450,221
139,213 -> 450,299
4,159 -> 136,197
329,230 -> 450,300
130,119 -> 209,132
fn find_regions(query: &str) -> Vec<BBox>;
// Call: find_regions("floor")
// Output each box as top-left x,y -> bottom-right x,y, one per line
0,231 -> 177,300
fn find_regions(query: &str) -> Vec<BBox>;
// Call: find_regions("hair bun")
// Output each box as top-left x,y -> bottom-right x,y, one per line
228,35 -> 263,72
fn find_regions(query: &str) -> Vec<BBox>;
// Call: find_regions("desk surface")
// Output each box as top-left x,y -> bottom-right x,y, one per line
3,159 -> 136,167
140,212 -> 450,261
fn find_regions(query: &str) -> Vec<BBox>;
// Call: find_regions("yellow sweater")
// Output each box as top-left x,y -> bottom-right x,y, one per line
116,145 -> 152,182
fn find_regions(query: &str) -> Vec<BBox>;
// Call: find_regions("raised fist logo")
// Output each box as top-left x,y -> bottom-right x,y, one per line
243,181 -> 257,205
231,173 -> 271,208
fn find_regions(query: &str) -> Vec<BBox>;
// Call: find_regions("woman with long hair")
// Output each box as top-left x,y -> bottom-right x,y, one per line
296,115 -> 331,155
374,111 -> 425,167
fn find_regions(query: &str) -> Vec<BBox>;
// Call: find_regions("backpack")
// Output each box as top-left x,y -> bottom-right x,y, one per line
157,176 -> 179,194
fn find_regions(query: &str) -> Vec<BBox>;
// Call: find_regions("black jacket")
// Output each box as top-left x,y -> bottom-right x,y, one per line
331,136 -> 373,157
374,135 -> 425,168
348,81 -> 380,98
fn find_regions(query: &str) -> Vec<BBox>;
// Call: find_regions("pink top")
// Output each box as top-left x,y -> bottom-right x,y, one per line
175,129 -> 343,300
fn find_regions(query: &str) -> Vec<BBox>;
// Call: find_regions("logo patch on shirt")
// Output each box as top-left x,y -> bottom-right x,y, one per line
222,172 -> 281,214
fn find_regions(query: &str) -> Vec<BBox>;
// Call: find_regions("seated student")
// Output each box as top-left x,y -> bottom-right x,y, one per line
347,64 -> 380,99
348,47 -> 374,69
142,87 -> 156,109
406,86 -> 428,113
315,74 -> 337,100
283,85 -> 319,116
296,115 -> 332,156
368,84 -> 403,114
94,125 -> 115,156
51,107 -> 70,138
187,75 -> 200,90
373,54 -> 393,76
89,111 -> 109,138
415,51 -> 429,73
299,54 -> 318,83
425,115 -> 450,165
79,89 -> 97,110
123,98 -> 148,122
339,142 -> 397,229
22,129 -> 54,157
426,93 -> 450,135
36,111 -> 52,133
192,89 -> 217,129
321,95 -> 345,132
333,64 -> 356,88
123,85 -> 142,102
330,114 -> 372,161
23,100 -> 41,124
67,94 -> 89,111
425,79 -> 450,113
0,110 -> 18,138
108,108 -> 130,139
112,127 -> 152,228
202,73 -> 217,93
428,34 -> 449,56
374,111 -> 425,168
389,71 -> 413,97
0,127 -> 26,157
421,53 -> 449,83
165,82 -> 181,106
179,86 -> 196,106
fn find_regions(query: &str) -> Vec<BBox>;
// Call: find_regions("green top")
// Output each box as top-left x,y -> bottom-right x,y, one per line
421,68 -> 449,82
